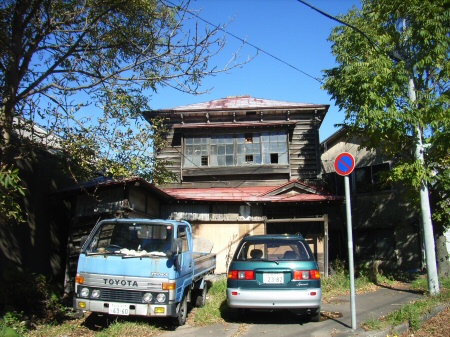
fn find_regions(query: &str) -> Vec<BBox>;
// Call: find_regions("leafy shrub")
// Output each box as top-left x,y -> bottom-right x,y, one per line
0,269 -> 67,327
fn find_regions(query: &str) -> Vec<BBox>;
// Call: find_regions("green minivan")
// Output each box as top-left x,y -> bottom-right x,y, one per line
226,234 -> 322,322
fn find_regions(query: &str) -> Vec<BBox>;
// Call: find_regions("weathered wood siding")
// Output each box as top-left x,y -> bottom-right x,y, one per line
290,123 -> 321,180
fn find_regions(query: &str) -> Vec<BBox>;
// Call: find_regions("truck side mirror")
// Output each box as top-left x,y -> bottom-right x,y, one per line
169,238 -> 182,257
80,235 -> 88,249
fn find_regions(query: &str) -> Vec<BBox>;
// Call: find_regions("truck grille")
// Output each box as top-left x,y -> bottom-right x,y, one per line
98,289 -> 143,303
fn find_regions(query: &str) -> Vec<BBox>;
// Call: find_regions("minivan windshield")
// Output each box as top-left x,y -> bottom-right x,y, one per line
234,239 -> 313,261
83,222 -> 173,255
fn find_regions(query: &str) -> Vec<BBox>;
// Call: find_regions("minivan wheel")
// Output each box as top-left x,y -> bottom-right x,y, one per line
309,309 -> 321,322
228,308 -> 247,321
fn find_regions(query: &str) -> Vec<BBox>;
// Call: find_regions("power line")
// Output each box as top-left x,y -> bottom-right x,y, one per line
187,6 -> 324,84
296,0 -> 400,61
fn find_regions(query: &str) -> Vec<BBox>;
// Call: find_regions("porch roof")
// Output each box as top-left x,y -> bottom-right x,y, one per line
162,180 -> 342,203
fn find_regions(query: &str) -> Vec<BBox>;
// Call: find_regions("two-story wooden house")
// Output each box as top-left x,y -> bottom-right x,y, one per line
144,96 -> 342,274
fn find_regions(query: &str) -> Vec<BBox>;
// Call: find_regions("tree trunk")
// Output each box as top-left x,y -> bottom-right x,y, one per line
436,234 -> 450,278
0,103 -> 15,164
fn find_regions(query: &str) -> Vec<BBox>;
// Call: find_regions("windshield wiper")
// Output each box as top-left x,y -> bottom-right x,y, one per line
85,250 -> 124,255
261,258 -> 279,265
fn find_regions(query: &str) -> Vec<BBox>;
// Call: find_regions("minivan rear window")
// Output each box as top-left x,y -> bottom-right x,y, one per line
234,239 -> 311,261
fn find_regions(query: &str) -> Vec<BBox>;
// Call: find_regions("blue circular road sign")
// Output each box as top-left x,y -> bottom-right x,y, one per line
334,152 -> 355,176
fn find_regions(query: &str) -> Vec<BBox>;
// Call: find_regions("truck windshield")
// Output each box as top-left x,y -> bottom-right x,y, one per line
84,222 -> 173,255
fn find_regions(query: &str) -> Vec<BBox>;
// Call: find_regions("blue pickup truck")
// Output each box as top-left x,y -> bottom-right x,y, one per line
74,218 -> 216,325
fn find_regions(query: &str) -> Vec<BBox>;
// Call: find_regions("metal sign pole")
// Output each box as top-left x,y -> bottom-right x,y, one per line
344,175 -> 357,330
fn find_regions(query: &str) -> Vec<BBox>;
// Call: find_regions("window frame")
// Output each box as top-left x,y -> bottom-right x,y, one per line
183,131 -> 289,168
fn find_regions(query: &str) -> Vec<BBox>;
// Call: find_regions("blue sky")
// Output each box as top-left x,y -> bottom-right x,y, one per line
151,0 -> 361,142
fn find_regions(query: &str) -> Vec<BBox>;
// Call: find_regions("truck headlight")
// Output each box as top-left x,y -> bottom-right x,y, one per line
91,289 -> 100,298
142,293 -> 153,303
156,293 -> 166,303
80,287 -> 90,298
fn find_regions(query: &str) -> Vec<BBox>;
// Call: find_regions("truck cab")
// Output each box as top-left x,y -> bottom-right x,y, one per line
74,218 -> 215,325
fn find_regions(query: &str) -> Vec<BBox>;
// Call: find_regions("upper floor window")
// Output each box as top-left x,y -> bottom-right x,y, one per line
354,162 -> 391,194
323,162 -> 391,196
183,131 -> 288,168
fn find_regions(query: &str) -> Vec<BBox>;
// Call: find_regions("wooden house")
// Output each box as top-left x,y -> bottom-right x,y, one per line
144,96 -> 342,274
321,128 -> 423,272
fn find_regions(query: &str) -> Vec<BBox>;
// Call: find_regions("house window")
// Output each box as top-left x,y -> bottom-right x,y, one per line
324,163 -> 391,196
355,167 -> 372,194
183,131 -> 288,168
355,163 -> 391,194
372,163 -> 391,192
261,131 -> 288,164
184,136 -> 209,167
210,134 -> 235,166
237,133 -> 261,165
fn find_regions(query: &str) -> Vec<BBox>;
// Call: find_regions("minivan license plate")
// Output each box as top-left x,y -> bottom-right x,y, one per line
263,273 -> 284,284
109,303 -> 130,315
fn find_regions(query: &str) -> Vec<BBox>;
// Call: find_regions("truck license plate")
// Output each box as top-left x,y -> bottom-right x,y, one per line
109,303 -> 130,315
263,273 -> 284,284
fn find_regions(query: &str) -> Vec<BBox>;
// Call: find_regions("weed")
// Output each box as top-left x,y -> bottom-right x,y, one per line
362,277 -> 450,333
194,278 -> 227,326
1,311 -> 27,336
361,317 -> 386,331
95,321 -> 160,337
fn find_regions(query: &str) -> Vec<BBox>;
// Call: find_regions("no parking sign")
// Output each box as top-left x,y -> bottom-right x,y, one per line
334,152 -> 355,176
334,151 -> 357,329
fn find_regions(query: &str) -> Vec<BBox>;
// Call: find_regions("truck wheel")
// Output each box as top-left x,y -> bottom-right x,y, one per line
173,293 -> 188,326
194,282 -> 208,307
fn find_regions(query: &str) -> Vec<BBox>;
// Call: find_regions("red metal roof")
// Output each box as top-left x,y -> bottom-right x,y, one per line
157,96 -> 329,112
162,181 -> 342,203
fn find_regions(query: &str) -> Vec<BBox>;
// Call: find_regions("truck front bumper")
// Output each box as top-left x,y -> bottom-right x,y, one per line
74,298 -> 178,317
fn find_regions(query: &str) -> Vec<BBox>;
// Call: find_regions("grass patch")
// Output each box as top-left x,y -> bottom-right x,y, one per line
95,321 -> 160,337
193,277 -> 227,326
361,317 -> 386,331
361,276 -> 450,333
322,259 -> 378,301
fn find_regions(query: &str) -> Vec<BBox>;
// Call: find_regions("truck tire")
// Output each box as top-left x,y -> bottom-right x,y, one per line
194,282 -> 208,307
173,293 -> 188,326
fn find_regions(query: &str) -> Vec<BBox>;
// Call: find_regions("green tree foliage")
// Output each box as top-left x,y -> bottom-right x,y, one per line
0,0 -> 249,220
322,0 -> 450,232
0,165 -> 26,224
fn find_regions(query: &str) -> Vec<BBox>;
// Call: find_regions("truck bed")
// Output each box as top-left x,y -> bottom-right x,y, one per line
193,252 -> 216,281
